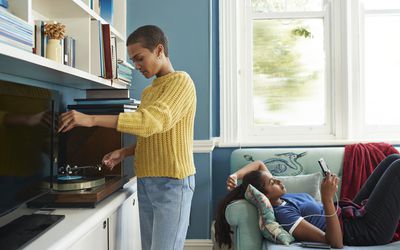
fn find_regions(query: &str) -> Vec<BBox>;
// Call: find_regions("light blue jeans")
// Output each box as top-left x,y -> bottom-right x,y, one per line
138,175 -> 195,250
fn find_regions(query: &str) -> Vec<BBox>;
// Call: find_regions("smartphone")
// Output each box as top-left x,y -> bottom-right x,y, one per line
301,241 -> 331,249
318,158 -> 331,177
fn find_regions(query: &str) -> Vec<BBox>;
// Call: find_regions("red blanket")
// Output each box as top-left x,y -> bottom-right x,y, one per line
341,142 -> 400,241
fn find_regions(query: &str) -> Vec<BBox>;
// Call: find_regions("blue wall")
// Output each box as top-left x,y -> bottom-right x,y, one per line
127,0 -> 213,140
188,153 -> 212,238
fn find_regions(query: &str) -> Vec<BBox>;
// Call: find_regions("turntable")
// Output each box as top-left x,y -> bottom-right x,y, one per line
52,176 -> 106,191
50,164 -> 106,191
29,126 -> 130,208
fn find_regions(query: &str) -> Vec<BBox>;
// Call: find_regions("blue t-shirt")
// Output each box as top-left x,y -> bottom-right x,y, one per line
273,193 -> 326,234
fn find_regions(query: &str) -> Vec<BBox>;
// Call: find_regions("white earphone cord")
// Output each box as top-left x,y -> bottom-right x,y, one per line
279,193 -> 340,227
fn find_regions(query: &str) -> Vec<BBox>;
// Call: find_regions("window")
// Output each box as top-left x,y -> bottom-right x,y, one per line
246,0 -> 330,142
362,0 -> 400,135
220,0 -> 400,146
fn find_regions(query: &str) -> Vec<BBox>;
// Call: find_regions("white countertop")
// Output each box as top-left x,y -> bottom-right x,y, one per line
23,177 -> 137,250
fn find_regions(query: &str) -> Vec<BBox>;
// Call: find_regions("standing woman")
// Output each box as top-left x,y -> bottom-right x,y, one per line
59,25 -> 197,250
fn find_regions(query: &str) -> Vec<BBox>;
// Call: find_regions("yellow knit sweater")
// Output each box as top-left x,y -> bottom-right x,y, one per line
117,71 -> 196,179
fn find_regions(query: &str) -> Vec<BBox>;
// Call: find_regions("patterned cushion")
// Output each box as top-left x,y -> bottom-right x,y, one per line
244,184 -> 295,245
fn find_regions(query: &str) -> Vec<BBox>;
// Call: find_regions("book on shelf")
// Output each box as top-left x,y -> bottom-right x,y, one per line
0,7 -> 33,52
0,1 -> 9,9
74,98 -> 140,105
90,19 -> 103,77
68,102 -> 137,115
90,0 -> 100,15
67,107 -> 136,115
101,23 -> 112,79
79,109 -> 135,115
86,88 -> 130,99
114,76 -> 131,84
68,104 -> 138,110
63,36 -> 76,67
115,60 -> 134,83
99,0 -> 114,25
117,59 -> 135,70
110,35 -> 117,80
34,20 -> 45,56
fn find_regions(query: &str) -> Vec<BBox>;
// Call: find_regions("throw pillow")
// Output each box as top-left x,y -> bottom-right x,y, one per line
244,184 -> 295,245
276,172 -> 322,201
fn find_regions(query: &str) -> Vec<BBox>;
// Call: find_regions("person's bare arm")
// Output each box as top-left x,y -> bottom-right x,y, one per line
294,174 -> 343,248
226,160 -> 270,190
102,144 -> 136,170
121,144 -> 136,157
321,174 -> 343,248
292,209 -> 343,249
58,110 -> 118,132
234,160 -> 270,179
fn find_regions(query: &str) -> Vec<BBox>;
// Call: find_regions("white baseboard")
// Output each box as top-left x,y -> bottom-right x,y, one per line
184,239 -> 213,250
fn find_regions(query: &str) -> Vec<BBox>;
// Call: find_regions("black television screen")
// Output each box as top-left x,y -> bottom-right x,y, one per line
0,81 -> 58,216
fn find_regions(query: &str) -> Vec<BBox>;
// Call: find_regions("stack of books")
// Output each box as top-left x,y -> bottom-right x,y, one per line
67,88 -> 140,115
116,60 -> 134,84
0,7 -> 33,52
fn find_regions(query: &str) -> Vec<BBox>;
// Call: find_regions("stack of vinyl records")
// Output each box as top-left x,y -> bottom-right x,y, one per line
68,97 -> 140,115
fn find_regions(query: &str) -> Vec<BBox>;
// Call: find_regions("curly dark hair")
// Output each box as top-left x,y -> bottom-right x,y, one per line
126,25 -> 169,57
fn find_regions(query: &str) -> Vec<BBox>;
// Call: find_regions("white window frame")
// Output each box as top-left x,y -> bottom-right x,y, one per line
219,0 -> 350,146
355,3 -> 400,140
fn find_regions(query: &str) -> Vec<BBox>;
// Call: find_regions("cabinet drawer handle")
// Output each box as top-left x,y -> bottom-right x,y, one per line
103,220 -> 107,229
133,198 -> 136,206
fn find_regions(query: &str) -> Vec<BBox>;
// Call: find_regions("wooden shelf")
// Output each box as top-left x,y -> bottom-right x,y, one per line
0,43 -> 117,89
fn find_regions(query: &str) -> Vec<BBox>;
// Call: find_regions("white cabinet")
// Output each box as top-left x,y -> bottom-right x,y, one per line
68,219 -> 108,250
23,178 -> 140,250
109,191 -> 141,250
65,190 -> 141,250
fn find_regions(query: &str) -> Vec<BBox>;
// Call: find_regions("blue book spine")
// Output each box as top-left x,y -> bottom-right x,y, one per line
99,0 -> 113,25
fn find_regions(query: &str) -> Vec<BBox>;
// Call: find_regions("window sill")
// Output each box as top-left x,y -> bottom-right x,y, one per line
215,137 -> 400,148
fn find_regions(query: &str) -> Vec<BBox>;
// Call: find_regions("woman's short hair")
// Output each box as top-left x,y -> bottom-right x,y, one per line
126,25 -> 169,57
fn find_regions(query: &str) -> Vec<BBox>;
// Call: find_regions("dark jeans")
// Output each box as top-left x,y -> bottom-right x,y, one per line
343,154 -> 400,246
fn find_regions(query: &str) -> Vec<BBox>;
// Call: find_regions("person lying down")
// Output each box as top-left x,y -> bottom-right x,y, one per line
215,155 -> 400,249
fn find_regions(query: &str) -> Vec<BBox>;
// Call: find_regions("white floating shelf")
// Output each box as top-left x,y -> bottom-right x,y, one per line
0,43 -> 115,89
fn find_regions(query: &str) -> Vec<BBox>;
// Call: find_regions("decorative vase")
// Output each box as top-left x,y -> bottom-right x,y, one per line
46,39 -> 62,63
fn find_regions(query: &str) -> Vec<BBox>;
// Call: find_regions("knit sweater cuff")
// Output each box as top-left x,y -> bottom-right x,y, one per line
117,112 -> 136,134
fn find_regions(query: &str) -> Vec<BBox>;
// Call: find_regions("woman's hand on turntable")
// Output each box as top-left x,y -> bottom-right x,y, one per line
102,149 -> 125,170
102,146 -> 135,170
58,110 -> 94,133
